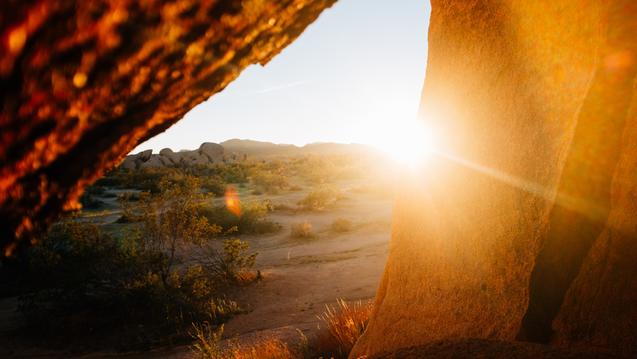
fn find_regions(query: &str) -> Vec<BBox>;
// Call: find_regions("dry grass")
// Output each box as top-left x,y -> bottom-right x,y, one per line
290,221 -> 314,239
316,298 -> 373,358
190,322 -> 225,359
190,323 -> 297,359
227,338 -> 296,359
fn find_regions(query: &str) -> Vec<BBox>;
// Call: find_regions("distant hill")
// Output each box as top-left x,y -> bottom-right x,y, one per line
220,138 -> 373,157
220,139 -> 297,157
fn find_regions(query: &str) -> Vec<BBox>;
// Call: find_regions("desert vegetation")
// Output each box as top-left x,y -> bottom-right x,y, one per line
4,176 -> 260,350
189,298 -> 373,359
190,324 -> 298,359
331,218 -> 354,233
290,221 -> 315,239
315,299 -> 374,358
297,187 -> 343,211
0,146 -> 393,357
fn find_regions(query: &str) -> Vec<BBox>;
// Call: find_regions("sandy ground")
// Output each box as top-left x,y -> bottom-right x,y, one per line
223,187 -> 392,336
0,180 -> 393,358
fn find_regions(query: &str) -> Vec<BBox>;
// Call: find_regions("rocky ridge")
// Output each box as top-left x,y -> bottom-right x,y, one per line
121,142 -> 233,169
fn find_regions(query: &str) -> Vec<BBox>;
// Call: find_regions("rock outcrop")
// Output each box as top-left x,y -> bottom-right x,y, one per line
352,1 -> 637,358
0,0 -> 336,255
123,142 -> 228,170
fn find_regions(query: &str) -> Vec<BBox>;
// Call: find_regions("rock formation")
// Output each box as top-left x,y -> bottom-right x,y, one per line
0,0 -> 336,255
123,142 -> 228,169
351,1 -> 637,358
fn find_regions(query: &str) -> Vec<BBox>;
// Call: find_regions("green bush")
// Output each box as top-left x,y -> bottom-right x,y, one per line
290,221 -> 314,239
198,239 -> 258,284
201,175 -> 226,196
250,171 -> 288,194
199,200 -> 281,235
331,218 -> 353,233
297,187 -> 342,211
16,176 -> 258,350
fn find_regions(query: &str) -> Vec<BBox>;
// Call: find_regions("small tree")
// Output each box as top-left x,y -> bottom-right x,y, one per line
136,175 -> 221,286
200,239 -> 258,284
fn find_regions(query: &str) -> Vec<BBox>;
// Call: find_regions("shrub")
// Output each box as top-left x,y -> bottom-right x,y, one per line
118,167 -> 181,193
250,171 -> 288,194
315,299 -> 373,358
290,221 -> 314,239
134,176 -> 221,286
198,239 -> 258,284
272,203 -> 296,212
297,187 -> 341,211
15,176 -> 257,350
215,163 -> 249,184
331,218 -> 353,233
199,201 -> 281,235
201,175 -> 227,196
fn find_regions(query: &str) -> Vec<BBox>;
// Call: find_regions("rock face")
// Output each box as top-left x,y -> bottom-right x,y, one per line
352,1 -> 637,358
123,142 -> 227,170
0,0 -> 336,255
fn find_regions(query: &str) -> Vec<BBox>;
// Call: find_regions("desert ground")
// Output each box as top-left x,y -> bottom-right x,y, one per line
131,181 -> 393,358
0,153 -> 395,358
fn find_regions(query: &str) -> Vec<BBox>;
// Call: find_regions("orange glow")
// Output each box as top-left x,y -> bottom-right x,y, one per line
73,72 -> 87,88
225,186 -> 242,217
8,27 -> 27,54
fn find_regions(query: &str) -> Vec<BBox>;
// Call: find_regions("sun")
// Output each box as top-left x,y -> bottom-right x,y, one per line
372,119 -> 437,168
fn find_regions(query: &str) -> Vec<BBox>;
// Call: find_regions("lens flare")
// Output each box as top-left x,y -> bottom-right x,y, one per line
224,186 -> 241,217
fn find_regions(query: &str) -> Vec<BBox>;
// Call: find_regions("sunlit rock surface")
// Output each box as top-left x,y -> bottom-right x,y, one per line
352,1 -> 637,358
0,0 -> 336,255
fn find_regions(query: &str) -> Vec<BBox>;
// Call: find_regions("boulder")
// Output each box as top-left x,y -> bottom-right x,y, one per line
137,149 -> 152,162
159,148 -> 181,165
198,142 -> 225,162
351,1 -> 637,358
157,155 -> 173,166
188,152 -> 211,165
139,154 -> 164,169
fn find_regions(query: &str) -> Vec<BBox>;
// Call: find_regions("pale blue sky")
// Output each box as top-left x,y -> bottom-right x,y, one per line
135,0 -> 430,152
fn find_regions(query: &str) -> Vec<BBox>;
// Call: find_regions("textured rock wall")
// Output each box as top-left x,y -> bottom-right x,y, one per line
0,0 -> 336,256
352,1 -> 636,357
